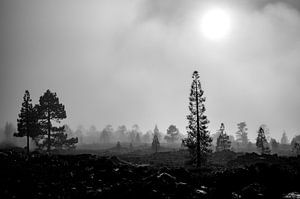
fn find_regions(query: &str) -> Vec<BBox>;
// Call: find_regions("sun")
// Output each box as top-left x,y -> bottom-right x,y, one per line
200,8 -> 231,41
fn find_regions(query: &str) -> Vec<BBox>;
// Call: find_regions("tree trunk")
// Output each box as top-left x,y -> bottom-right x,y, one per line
27,133 -> 29,154
195,82 -> 201,167
26,102 -> 29,155
47,111 -> 51,152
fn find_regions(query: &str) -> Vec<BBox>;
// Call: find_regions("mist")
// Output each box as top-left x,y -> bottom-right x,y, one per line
1,0 -> 300,143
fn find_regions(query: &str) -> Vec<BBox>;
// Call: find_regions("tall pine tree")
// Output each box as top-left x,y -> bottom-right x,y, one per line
216,123 -> 231,152
14,90 -> 39,154
35,89 -> 77,152
256,125 -> 270,155
182,71 -> 212,167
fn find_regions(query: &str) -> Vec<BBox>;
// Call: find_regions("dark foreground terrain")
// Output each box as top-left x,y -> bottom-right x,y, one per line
0,148 -> 300,199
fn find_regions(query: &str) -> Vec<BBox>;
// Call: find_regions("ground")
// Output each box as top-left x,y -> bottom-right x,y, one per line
0,147 -> 300,198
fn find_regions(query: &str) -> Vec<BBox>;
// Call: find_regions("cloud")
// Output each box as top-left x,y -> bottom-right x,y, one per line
1,0 -> 300,140
138,0 -> 300,25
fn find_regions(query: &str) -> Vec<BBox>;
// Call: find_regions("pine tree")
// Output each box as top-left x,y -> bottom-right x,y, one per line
236,122 -> 249,148
182,71 -> 212,167
164,125 -> 180,143
153,125 -> 162,142
152,133 -> 160,153
256,125 -> 270,155
52,130 -> 78,150
14,90 -> 39,154
216,123 -> 231,152
35,89 -> 77,151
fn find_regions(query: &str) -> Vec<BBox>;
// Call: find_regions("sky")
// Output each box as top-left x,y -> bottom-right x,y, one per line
1,0 -> 300,141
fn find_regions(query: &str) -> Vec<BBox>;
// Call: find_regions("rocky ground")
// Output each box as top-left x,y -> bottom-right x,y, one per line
0,148 -> 300,198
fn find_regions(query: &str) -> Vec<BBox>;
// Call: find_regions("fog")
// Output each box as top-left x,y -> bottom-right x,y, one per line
1,0 -> 300,141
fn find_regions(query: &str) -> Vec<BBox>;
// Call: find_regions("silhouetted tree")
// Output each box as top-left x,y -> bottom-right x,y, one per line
52,129 -> 78,150
236,122 -> 249,148
256,125 -> 270,155
14,90 -> 39,154
182,71 -> 212,167
281,131 -> 289,145
216,123 -> 231,152
153,125 -> 162,142
152,131 -> 160,153
35,89 -> 77,151
164,125 -> 180,143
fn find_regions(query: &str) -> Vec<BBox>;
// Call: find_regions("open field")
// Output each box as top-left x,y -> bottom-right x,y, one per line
1,147 -> 300,199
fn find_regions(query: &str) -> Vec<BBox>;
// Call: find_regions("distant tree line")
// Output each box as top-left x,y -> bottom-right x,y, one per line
2,71 -> 300,164
72,123 -> 183,147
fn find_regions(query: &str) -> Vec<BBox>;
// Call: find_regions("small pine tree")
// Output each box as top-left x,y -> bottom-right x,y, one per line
152,125 -> 160,153
216,123 -> 231,152
14,90 -> 39,154
236,122 -> 249,148
256,125 -> 270,155
152,133 -> 160,153
182,71 -> 212,167
153,125 -> 162,142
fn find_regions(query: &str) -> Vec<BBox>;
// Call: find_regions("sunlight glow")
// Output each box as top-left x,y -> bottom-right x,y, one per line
200,8 -> 231,41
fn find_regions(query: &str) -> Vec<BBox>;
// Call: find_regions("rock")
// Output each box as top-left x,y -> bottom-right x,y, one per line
240,183 -> 264,199
283,192 -> 300,199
